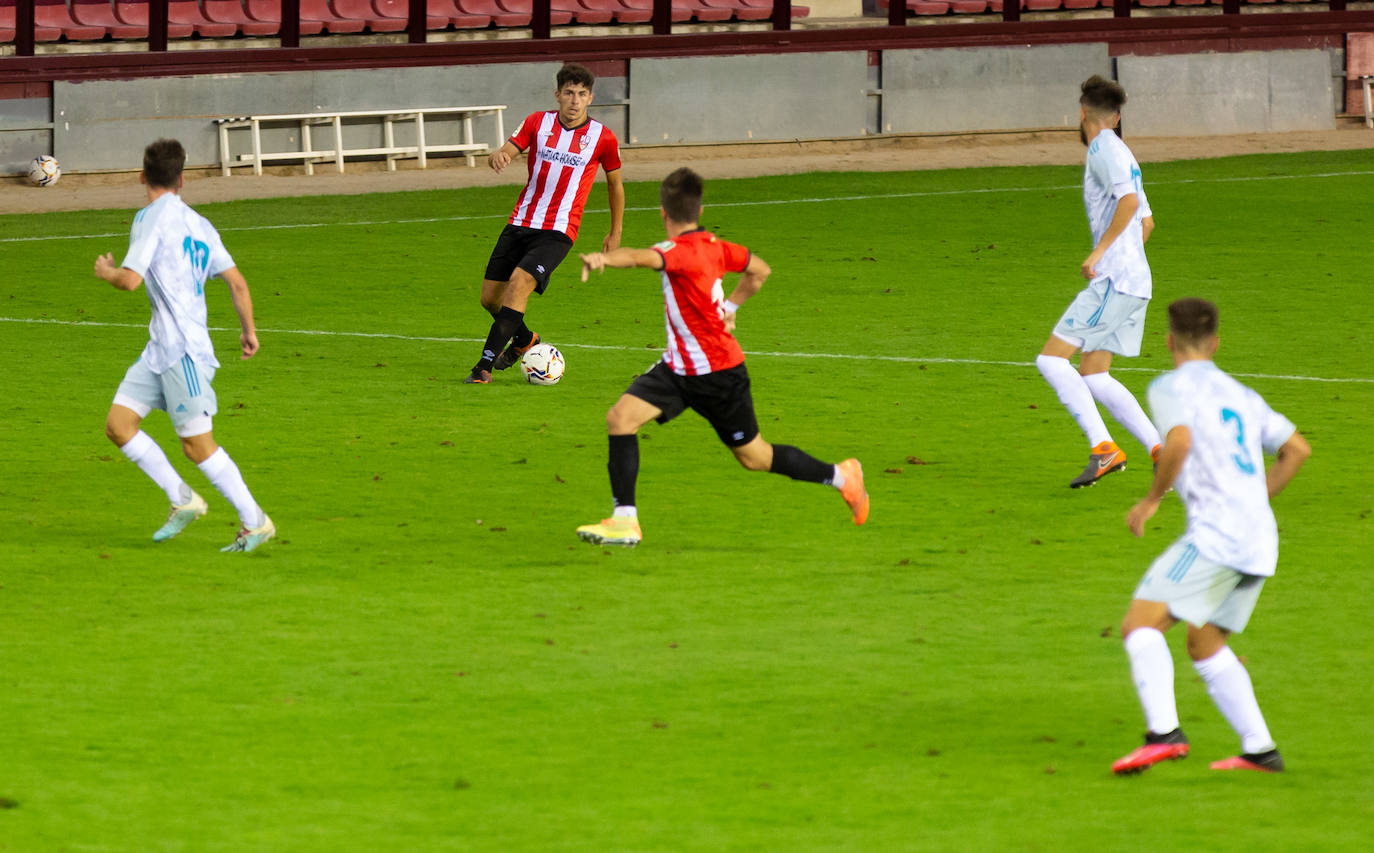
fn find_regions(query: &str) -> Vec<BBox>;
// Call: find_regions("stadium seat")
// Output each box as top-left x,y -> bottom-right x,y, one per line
203,0 -> 280,34
453,0 -> 524,25
170,0 -> 240,35
575,0 -> 650,22
114,1 -> 199,37
734,0 -> 809,17
1137,0 -> 1172,7
241,0 -> 328,32
0,0 -> 65,41
672,0 -> 733,21
333,0 -> 410,30
699,0 -> 771,21
424,0 -> 492,27
908,0 -> 950,13
71,0 -> 149,37
554,0 -> 614,24
616,0 -> 692,21
493,0 -> 574,24
35,0 -> 108,39
1061,0 -> 1101,9
1023,0 -> 1061,10
948,0 -> 988,12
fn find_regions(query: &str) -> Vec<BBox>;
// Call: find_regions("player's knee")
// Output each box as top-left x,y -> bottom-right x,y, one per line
605,409 -> 634,435
733,447 -> 770,472
104,419 -> 128,446
180,436 -> 218,464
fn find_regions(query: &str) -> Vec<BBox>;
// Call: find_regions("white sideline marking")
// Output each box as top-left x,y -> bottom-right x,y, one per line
4,169 -> 1372,245
4,316 -> 1370,385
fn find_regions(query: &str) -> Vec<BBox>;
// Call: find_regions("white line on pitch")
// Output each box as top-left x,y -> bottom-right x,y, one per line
4,316 -> 1370,385
4,169 -> 1372,245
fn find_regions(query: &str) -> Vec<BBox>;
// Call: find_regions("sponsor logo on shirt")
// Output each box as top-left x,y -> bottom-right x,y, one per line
542,147 -> 588,168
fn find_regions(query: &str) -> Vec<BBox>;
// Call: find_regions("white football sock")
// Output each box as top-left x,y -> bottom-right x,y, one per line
120,431 -> 191,505
197,447 -> 264,528
612,505 -> 637,519
1124,627 -> 1180,735
830,465 -> 846,490
1083,372 -> 1162,452
1193,646 -> 1275,754
1035,355 -> 1111,447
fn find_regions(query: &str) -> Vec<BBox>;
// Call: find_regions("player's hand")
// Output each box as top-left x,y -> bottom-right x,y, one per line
488,150 -> 512,174
722,310 -> 737,334
240,330 -> 259,360
1080,250 -> 1104,280
580,253 -> 606,282
1126,497 -> 1160,538
94,252 -> 116,281
602,231 -> 621,253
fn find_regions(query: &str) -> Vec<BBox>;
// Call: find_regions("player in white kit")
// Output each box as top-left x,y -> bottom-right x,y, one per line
1112,298 -> 1310,775
95,139 -> 275,552
1036,75 -> 1162,489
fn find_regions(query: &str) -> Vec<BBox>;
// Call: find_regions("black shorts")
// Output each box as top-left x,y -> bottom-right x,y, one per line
484,224 -> 574,295
625,361 -> 760,448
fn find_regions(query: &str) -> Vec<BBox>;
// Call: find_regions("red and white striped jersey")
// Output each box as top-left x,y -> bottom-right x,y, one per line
653,229 -> 752,376
507,110 -> 622,242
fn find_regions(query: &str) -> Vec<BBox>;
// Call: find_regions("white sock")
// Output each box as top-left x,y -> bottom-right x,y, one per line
830,465 -> 846,490
120,431 -> 191,505
1124,627 -> 1180,735
1193,646 -> 1275,754
1036,355 -> 1111,447
612,505 -> 637,519
197,447 -> 264,528
1083,372 -> 1162,452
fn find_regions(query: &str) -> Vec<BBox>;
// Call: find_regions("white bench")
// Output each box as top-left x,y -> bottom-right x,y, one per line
215,105 -> 507,176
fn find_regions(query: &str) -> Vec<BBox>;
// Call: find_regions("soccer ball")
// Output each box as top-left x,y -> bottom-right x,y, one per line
521,343 -> 565,386
28,155 -> 61,187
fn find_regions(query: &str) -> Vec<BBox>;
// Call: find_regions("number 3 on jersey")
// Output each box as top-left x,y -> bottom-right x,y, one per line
183,236 -> 211,295
1220,408 -> 1257,475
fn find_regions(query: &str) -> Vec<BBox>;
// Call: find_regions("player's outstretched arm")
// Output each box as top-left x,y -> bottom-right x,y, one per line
603,169 -> 625,253
579,248 -> 664,281
1082,193 -> 1140,280
94,252 -> 143,291
1267,430 -> 1310,499
220,266 -> 260,360
1127,424 -> 1190,537
488,141 -> 521,174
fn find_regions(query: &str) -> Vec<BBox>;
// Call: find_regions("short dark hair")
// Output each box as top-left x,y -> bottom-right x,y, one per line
660,167 -> 703,224
557,63 -> 595,91
143,138 -> 185,189
1080,75 -> 1126,115
1168,298 -> 1219,347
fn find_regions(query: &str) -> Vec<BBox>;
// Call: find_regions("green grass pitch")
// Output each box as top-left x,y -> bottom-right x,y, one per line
1,150 -> 1372,851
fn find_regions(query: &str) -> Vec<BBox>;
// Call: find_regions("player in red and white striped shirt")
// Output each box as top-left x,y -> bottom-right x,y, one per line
464,63 -> 625,385
572,168 -> 869,547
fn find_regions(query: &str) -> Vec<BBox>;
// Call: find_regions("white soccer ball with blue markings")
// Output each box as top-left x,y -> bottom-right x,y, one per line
28,155 -> 61,187
521,343 -> 565,386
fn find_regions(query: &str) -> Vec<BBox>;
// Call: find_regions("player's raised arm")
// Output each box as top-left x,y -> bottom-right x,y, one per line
219,266 -> 260,360
94,252 -> 143,291
603,169 -> 625,252
579,248 -> 664,280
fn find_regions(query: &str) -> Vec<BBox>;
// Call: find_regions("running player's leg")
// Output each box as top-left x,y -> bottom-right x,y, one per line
1037,335 -> 1123,482
1080,350 -> 1162,457
1113,598 -> 1190,773
109,362 -> 202,538
576,392 -> 662,547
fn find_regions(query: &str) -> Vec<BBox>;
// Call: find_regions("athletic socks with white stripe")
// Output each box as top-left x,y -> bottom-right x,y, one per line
198,447 -> 266,529
1035,355 -> 1111,447
1123,627 -> 1181,735
1193,646 -> 1277,754
1083,372 -> 1162,452
120,431 -> 192,505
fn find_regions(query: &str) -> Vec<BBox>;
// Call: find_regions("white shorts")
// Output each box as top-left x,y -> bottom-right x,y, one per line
1052,278 -> 1149,356
114,355 -> 218,438
1133,537 -> 1266,633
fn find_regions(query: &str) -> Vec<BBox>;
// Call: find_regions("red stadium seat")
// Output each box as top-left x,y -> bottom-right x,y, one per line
908,0 -> 950,13
1062,0 -> 1100,9
241,0 -> 328,32
170,0 -> 239,34
203,0 -> 280,33
114,1 -> 199,37
1,0 -> 64,40
1023,0 -> 1061,10
454,0 -> 527,25
71,0 -> 149,37
554,0 -> 613,23
670,0 -> 733,20
494,0 -> 574,24
36,0 -> 108,39
575,0 -> 650,22
332,0 -> 410,30
426,0 -> 491,26
948,0 -> 988,12
1137,0 -> 1172,7
616,0 -> 691,22
699,0 -> 771,21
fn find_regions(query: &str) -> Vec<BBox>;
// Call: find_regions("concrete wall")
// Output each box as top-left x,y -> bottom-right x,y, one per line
1117,50 -> 1335,135
0,94 -> 53,175
628,53 -> 869,144
882,44 -> 1111,133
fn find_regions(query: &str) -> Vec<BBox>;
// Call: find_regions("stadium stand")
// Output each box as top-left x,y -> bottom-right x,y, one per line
494,0 -> 575,25
112,0 -> 200,37
71,0 -> 150,37
576,0 -> 652,23
453,0 -> 527,26
550,0 -> 613,24
240,0 -> 362,32
35,0 -> 107,39
203,0 -> 282,33
331,0 -> 413,31
700,0 -> 772,22
418,0 -> 491,28
170,0 -> 240,35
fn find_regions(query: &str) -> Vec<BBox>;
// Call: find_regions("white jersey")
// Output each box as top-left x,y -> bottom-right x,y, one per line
1147,360 -> 1297,577
1083,128 -> 1152,299
121,193 -> 235,373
